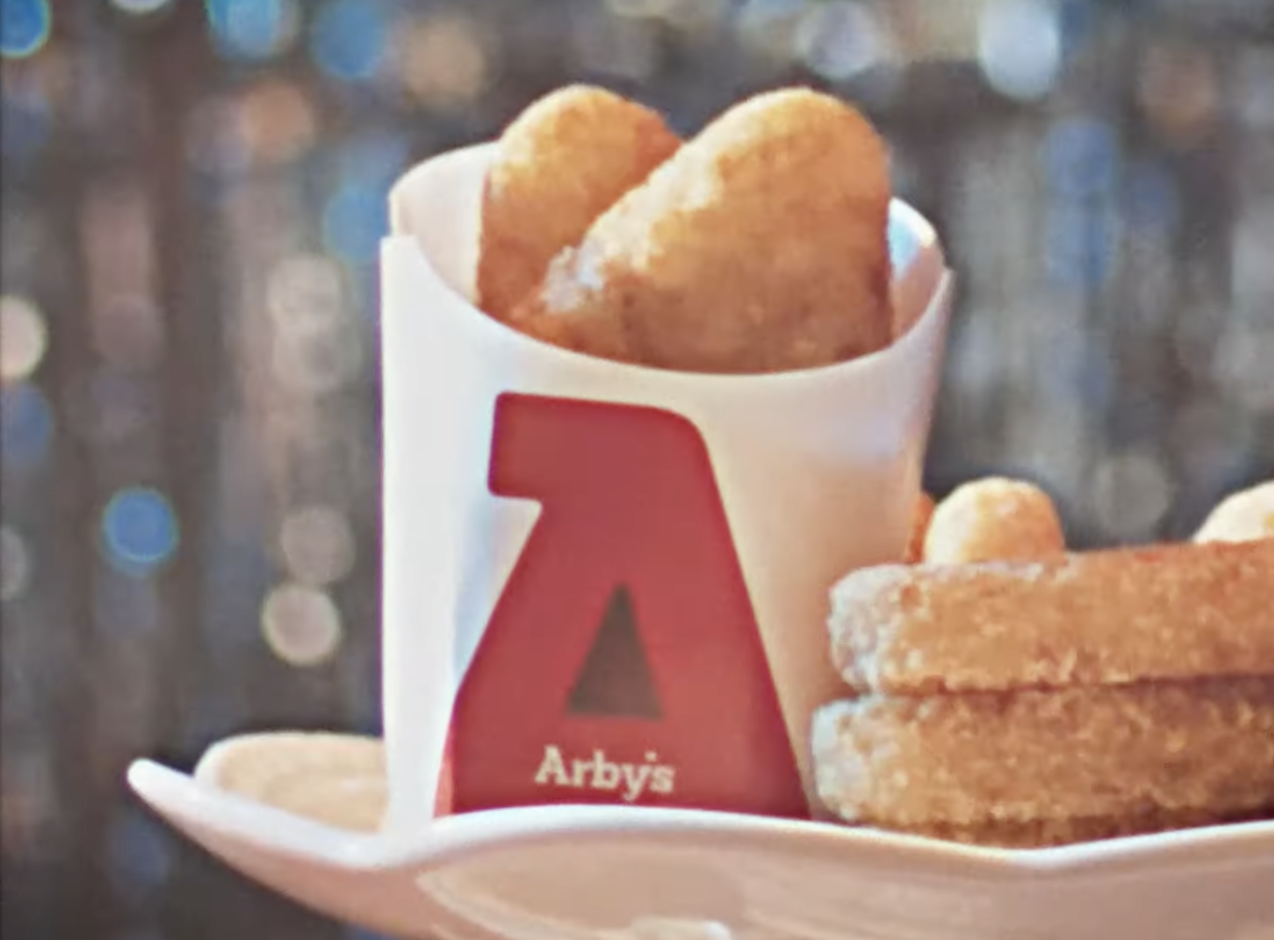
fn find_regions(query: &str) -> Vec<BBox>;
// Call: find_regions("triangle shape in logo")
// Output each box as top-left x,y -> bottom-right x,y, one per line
567,585 -> 662,719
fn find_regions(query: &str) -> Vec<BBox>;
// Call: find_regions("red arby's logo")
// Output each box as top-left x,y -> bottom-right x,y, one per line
440,393 -> 807,820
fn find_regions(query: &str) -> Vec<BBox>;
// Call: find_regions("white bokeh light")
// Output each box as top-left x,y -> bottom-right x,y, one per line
978,0 -> 1061,102
0,526 -> 32,603
261,582 -> 343,666
0,295 -> 49,382
279,505 -> 356,586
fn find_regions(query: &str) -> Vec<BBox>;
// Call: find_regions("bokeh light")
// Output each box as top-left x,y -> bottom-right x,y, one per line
977,0 -> 1061,102
100,487 -> 180,576
0,295 -> 49,381
393,13 -> 492,108
322,178 -> 390,264
267,253 -> 348,332
733,0 -> 805,65
1091,449 -> 1176,541
0,0 -> 51,59
236,79 -> 317,165
794,1 -> 892,83
0,381 -> 54,470
310,0 -> 389,83
279,505 -> 356,586
606,0 -> 679,18
205,0 -> 299,61
1137,43 -> 1219,144
0,525 -> 32,602
109,0 -> 174,14
271,322 -> 364,395
260,582 -> 343,666
1213,324 -> 1274,412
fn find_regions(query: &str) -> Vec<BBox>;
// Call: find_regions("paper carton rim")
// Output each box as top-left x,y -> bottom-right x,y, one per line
384,142 -> 953,391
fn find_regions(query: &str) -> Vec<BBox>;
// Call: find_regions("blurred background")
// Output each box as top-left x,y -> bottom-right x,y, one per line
1,0 -> 1272,937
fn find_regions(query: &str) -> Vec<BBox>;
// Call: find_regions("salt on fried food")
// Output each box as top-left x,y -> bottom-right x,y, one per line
508,88 -> 894,374
477,85 -> 680,324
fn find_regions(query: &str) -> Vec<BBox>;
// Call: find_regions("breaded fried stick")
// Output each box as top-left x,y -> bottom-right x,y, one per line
923,477 -> 1066,564
828,538 -> 1274,696
1194,480 -> 1274,544
509,88 -> 894,374
813,678 -> 1274,848
477,85 -> 680,323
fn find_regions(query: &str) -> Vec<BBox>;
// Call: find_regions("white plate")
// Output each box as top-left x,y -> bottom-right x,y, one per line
128,749 -> 1274,940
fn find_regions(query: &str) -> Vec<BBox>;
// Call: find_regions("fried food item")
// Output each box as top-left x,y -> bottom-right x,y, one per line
1194,480 -> 1274,544
903,491 -> 935,563
477,85 -> 680,323
828,538 -> 1274,696
922,477 -> 1065,564
812,679 -> 1274,848
508,88 -> 893,374
194,733 -> 386,833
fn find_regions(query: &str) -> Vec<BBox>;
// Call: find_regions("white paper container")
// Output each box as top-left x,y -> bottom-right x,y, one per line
381,143 -> 955,832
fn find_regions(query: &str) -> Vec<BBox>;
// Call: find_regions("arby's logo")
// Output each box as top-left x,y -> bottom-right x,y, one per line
439,393 -> 807,820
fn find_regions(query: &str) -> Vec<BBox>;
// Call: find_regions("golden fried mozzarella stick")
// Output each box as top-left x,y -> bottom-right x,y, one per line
923,477 -> 1066,564
1194,480 -> 1274,544
828,538 -> 1274,695
477,85 -> 680,323
812,678 -> 1274,848
509,88 -> 893,374
903,491 -> 935,563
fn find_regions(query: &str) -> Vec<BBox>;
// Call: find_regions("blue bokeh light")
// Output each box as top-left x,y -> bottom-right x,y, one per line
0,0 -> 50,59
100,487 -> 180,576
1,382 -> 54,470
310,0 -> 389,83
322,178 -> 390,263
1041,116 -> 1120,200
205,0 -> 295,61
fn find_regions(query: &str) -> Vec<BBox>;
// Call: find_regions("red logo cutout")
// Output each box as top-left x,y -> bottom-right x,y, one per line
439,393 -> 807,820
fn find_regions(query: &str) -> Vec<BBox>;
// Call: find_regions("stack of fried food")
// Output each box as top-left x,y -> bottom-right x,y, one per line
473,84 -> 901,374
815,478 -> 1274,847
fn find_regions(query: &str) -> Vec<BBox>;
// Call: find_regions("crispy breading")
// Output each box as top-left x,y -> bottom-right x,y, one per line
923,477 -> 1066,564
827,538 -> 1274,696
508,88 -> 893,374
477,85 -> 680,323
812,678 -> 1274,842
1194,480 -> 1274,545
888,805 -> 1273,849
